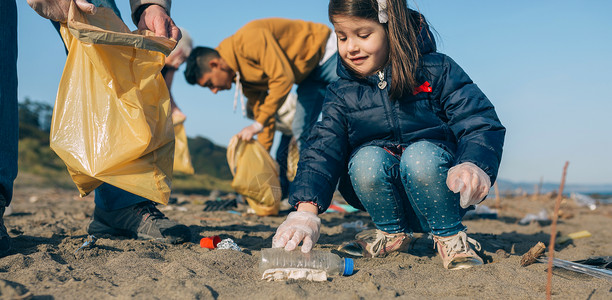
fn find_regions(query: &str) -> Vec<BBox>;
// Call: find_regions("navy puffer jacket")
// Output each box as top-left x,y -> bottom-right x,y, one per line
289,15 -> 505,213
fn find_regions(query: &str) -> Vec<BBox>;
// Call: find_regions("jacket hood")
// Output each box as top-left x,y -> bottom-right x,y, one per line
337,10 -> 436,82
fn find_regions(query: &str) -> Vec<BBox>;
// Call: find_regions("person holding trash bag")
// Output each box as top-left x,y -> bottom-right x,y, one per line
162,27 -> 196,175
183,18 -> 340,153
28,0 -> 192,244
272,0 -> 505,270
0,0 -> 19,257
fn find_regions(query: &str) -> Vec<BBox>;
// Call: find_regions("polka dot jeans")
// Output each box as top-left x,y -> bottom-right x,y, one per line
348,141 -> 466,237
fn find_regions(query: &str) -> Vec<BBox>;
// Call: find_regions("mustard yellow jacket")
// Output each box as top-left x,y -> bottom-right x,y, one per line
216,18 -> 331,150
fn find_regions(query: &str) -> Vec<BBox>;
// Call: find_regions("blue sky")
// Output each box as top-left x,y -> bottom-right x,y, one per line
16,1 -> 612,185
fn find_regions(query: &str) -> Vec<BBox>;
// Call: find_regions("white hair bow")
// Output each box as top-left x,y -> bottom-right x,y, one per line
377,0 -> 388,23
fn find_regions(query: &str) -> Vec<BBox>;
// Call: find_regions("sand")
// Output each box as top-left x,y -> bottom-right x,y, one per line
1,179 -> 611,299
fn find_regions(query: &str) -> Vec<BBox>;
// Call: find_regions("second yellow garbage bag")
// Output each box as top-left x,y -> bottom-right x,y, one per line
226,136 -> 281,216
172,113 -> 195,175
50,2 -> 177,204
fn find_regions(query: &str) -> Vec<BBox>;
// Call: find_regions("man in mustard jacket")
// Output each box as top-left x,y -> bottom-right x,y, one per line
184,18 -> 339,152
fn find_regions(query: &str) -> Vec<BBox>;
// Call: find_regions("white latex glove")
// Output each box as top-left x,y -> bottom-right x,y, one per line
27,0 -> 96,22
446,162 -> 491,208
137,4 -> 181,40
272,211 -> 321,253
236,122 -> 264,141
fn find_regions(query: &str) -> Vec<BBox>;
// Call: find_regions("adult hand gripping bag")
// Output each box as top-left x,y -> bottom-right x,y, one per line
50,2 -> 177,204
226,136 -> 281,216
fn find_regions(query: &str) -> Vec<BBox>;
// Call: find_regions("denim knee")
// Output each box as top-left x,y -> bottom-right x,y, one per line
348,146 -> 395,191
400,141 -> 453,184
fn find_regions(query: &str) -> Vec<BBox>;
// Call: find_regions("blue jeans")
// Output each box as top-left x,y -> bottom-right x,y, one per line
293,53 -> 339,151
0,0 -> 18,207
347,141 -> 466,237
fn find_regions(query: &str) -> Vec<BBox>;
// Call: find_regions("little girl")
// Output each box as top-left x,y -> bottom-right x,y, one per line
272,0 -> 505,270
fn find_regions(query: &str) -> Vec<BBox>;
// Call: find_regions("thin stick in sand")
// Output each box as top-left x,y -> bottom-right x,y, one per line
546,161 -> 569,300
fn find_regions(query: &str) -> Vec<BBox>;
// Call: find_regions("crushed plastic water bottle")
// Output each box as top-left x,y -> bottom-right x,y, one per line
519,209 -> 550,225
260,248 -> 353,281
341,220 -> 368,231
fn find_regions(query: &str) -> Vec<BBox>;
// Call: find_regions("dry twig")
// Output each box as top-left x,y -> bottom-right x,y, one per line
546,161 -> 569,300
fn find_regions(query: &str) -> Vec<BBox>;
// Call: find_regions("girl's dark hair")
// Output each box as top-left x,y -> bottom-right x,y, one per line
329,0 -> 422,99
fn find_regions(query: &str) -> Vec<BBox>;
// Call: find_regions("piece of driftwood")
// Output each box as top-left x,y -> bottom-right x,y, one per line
520,241 -> 546,266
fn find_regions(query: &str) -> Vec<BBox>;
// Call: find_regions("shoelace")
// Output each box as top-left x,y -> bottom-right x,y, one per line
437,231 -> 482,254
358,229 -> 410,255
135,203 -> 167,221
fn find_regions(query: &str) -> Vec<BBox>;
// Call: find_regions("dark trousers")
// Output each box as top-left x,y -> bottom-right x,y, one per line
0,0 -> 18,207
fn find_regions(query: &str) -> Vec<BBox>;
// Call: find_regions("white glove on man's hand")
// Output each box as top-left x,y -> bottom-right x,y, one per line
27,0 -> 96,22
272,211 -> 321,253
237,122 -> 263,141
446,162 -> 491,208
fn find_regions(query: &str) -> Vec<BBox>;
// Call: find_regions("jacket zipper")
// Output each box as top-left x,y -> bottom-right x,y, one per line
377,71 -> 402,143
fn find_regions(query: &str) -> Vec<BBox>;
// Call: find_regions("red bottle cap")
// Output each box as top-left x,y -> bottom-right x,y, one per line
200,236 -> 221,249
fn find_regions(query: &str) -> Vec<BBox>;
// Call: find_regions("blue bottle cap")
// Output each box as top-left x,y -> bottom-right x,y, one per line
343,258 -> 354,276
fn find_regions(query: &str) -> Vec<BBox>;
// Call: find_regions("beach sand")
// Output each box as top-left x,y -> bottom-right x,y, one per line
1,177 -> 611,299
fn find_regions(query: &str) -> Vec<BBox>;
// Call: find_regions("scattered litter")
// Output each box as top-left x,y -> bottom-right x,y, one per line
28,196 -> 38,203
203,198 -> 237,211
341,220 -> 368,232
556,230 -> 592,244
168,197 -> 178,205
537,257 -> 612,281
74,235 -> 97,255
464,204 -> 498,219
159,205 -> 188,212
327,203 -> 360,213
227,210 -> 242,215
574,256 -> 612,270
200,236 -> 221,249
520,241 -> 546,266
518,209 -> 550,225
571,193 -> 597,210
216,238 -> 241,251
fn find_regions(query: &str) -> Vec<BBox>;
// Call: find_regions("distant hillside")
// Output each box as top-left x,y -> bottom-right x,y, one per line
187,136 -> 232,180
495,178 -> 612,196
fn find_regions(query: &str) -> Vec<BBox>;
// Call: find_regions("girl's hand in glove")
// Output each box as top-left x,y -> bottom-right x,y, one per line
446,162 -> 491,208
272,210 -> 321,253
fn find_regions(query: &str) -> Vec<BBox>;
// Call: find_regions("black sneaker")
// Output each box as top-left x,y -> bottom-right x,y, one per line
0,206 -> 11,257
87,201 -> 191,244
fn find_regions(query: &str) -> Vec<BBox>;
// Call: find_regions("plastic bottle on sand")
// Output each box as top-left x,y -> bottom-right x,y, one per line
259,248 -> 354,276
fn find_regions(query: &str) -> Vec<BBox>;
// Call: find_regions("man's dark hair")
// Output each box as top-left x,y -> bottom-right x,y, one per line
184,46 -> 221,85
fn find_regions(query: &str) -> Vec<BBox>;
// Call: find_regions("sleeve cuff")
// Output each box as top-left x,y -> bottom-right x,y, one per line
252,121 -> 264,133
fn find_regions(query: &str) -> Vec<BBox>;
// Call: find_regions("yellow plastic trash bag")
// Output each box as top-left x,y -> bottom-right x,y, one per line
226,136 -> 281,216
172,113 -> 195,175
286,137 -> 299,182
50,2 -> 176,204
